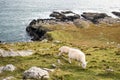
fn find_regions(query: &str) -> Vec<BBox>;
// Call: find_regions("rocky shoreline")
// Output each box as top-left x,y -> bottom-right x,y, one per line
26,10 -> 120,41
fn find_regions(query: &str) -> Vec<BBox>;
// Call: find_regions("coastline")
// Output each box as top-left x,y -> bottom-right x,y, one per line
0,10 -> 120,79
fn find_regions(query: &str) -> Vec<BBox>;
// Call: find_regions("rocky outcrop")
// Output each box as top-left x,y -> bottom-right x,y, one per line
26,11 -> 120,41
0,64 -> 16,73
23,67 -> 51,80
26,19 -> 50,41
50,11 -> 80,21
112,11 -> 120,18
0,49 -> 33,57
26,11 -> 80,41
81,12 -> 110,23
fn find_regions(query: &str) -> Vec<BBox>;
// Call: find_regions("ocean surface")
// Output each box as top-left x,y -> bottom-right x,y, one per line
0,0 -> 120,42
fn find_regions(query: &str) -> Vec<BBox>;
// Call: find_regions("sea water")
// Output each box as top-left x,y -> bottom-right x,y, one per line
0,0 -> 120,42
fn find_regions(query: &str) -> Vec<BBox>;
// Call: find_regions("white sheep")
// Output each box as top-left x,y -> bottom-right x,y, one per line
58,46 -> 87,69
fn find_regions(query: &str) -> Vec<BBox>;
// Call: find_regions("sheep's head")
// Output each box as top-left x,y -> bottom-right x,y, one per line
81,62 -> 87,69
59,46 -> 70,53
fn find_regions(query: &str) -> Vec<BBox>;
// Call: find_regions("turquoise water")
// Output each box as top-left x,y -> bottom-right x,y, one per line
0,0 -> 120,42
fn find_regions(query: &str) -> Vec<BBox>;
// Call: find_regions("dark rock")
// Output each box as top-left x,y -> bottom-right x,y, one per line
61,10 -> 73,14
29,19 -> 37,26
50,11 -> 80,21
81,12 -> 110,23
26,25 -> 49,41
112,11 -> 120,18
50,11 -> 64,19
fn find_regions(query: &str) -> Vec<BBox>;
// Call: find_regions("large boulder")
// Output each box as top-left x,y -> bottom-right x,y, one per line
23,67 -> 50,80
112,11 -> 120,18
50,11 -> 80,21
81,12 -> 110,23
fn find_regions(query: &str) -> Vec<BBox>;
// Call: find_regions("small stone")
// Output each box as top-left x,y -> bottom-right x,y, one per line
2,64 -> 16,72
51,64 -> 57,68
57,59 -> 61,64
106,68 -> 114,72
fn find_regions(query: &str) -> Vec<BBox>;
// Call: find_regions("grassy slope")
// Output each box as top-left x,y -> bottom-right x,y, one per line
0,23 -> 120,80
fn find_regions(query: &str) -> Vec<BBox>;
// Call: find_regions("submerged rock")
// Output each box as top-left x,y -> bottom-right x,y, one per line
0,49 -> 33,57
23,67 -> 50,80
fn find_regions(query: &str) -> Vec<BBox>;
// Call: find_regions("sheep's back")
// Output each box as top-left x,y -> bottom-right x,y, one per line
68,49 -> 85,61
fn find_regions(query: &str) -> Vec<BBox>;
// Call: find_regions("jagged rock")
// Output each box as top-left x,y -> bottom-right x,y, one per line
29,19 -> 37,26
0,49 -> 33,57
2,64 -> 16,72
50,11 -> 80,21
26,25 -> 49,41
81,12 -> 110,23
23,67 -> 50,80
112,11 -> 120,18
73,19 -> 91,28
2,76 -> 15,80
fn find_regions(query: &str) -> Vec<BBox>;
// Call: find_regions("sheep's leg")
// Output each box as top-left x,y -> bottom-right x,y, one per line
68,58 -> 71,64
78,62 -> 80,66
58,52 -> 62,56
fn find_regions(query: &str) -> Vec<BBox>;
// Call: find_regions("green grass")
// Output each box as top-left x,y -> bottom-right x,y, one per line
0,23 -> 120,80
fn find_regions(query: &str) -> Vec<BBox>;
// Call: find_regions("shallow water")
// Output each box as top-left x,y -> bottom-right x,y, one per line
0,0 -> 120,42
